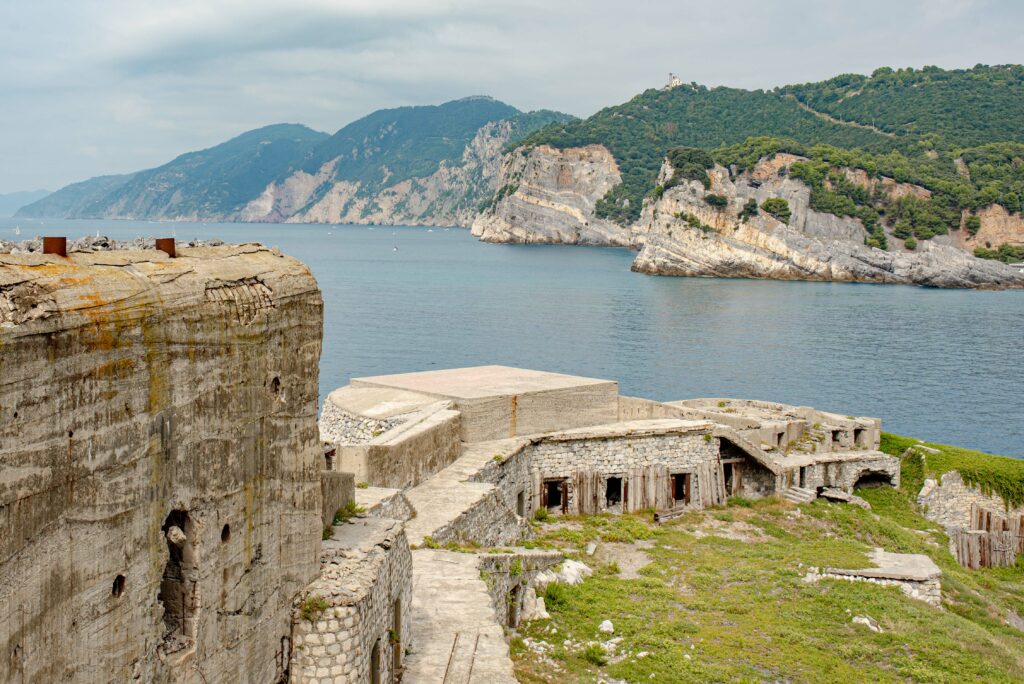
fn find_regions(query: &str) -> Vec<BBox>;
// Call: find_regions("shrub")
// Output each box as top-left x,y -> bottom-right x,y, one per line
904,236 -> 918,250
299,594 -> 330,623
583,644 -> 608,666
965,215 -> 982,235
704,193 -> 728,208
739,198 -> 759,221
542,582 -> 569,610
760,197 -> 792,223
333,499 -> 365,524
534,508 -> 551,522
355,481 -> 369,489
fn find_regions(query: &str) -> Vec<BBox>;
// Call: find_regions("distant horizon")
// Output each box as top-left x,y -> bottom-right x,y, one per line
4,0 -> 1023,193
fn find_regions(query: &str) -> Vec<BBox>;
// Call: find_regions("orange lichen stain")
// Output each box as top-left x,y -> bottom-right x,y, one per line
90,357 -> 136,379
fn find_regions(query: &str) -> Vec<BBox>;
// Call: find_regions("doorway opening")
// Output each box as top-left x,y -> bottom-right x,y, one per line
543,479 -> 566,514
605,477 -> 622,511
516,490 -> 525,517
723,464 -> 734,496
671,473 -> 691,505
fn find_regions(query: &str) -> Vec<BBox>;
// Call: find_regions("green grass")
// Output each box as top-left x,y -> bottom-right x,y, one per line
513,442 -> 1024,683
880,432 -> 1024,509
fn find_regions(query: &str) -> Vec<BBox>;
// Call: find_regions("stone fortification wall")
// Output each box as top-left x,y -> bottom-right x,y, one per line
337,405 -> 461,489
428,486 -> 531,547
290,518 -> 413,684
321,471 -> 356,529
478,551 -> 564,628
0,244 -> 324,683
470,443 -> 534,518
787,453 -> 900,492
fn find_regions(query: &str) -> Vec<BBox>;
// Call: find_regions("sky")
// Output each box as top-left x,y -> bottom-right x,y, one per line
2,0 -> 1023,193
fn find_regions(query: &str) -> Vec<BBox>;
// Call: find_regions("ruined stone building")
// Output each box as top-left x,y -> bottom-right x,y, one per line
3,240 -> 907,684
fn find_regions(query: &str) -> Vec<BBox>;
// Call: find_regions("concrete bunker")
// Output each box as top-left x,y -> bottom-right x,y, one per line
158,510 -> 199,654
854,470 -> 894,489
719,436 -> 777,498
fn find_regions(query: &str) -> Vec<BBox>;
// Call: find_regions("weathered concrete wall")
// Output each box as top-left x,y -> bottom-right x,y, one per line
782,453 -> 900,493
918,470 -> 1024,529
0,245 -> 324,683
477,551 -> 564,629
338,405 -> 461,489
428,487 -> 531,548
321,471 -> 356,529
290,518 -> 413,684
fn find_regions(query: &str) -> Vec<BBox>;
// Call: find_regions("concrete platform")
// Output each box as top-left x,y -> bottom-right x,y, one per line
827,548 -> 941,582
324,385 -> 438,419
403,550 -> 517,683
352,365 -> 619,442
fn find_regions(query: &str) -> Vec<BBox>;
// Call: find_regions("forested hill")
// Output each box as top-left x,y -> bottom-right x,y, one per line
779,65 -> 1024,146
515,65 -> 1024,224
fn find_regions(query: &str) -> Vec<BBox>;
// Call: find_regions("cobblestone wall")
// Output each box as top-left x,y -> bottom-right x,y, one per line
290,519 -> 413,684
430,487 -> 532,547
791,454 -> 901,493
319,402 -> 406,445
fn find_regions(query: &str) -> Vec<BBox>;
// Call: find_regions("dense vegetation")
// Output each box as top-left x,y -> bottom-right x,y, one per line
514,66 -> 1024,232
712,136 -> 1024,247
516,84 -> 893,223
780,65 -> 1024,146
511,435 -> 1024,682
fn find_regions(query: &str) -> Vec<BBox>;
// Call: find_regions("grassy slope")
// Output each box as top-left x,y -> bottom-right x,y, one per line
512,438 -> 1024,683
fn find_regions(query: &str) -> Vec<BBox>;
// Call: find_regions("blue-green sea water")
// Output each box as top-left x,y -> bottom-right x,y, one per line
5,218 -> 1022,458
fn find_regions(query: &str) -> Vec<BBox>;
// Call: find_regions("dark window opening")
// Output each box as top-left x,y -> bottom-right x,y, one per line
392,599 -> 402,674
270,376 -> 281,396
112,575 -> 125,598
799,466 -> 807,489
854,471 -> 893,489
516,490 -> 525,517
508,585 -> 521,627
831,430 -> 842,446
853,428 -> 866,446
221,524 -> 230,543
370,639 -> 381,684
543,479 -> 565,513
672,473 -> 691,505
776,432 -> 785,447
605,477 -> 622,508
158,510 -> 198,652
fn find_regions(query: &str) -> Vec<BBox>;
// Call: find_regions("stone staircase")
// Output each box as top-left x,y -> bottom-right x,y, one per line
782,486 -> 818,504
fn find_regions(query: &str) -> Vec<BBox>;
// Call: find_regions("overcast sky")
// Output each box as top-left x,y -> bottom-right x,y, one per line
2,0 -> 1023,193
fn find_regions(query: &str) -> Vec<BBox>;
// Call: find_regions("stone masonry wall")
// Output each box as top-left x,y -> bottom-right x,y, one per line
0,245 -> 324,683
478,551 -> 564,629
429,487 -> 532,548
290,519 -> 413,684
792,455 -> 901,493
918,470 -> 1024,529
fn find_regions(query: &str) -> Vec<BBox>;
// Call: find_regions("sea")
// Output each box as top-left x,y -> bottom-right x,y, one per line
4,217 -> 1022,458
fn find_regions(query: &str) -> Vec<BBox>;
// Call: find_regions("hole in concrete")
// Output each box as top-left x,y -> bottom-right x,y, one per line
831,430 -> 842,447
68,430 -> 74,438
221,524 -> 230,543
158,510 -> 198,649
854,428 -> 866,446
776,432 -> 785,447
270,376 -> 281,396
13,411 -> 17,419
112,575 -> 125,598
516,490 -> 525,517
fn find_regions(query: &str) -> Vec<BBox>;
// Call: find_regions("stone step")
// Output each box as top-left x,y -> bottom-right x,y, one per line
783,486 -> 818,504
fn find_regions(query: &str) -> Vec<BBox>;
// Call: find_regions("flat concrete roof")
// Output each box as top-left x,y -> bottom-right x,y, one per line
352,365 -> 616,400
828,548 -> 941,582
325,385 -> 438,419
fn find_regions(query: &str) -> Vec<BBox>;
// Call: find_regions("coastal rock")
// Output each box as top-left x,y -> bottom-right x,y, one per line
630,159 -> 1024,289
471,144 -> 632,246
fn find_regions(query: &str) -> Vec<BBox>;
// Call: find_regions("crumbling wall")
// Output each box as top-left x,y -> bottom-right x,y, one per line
0,245 -> 324,683
918,470 -> 1023,529
478,551 -> 564,628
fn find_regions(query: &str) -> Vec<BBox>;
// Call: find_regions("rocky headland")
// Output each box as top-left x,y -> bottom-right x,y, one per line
474,146 -> 1024,289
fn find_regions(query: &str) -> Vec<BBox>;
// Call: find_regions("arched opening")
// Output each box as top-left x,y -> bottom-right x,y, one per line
221,524 -> 231,543
369,639 -> 381,684
508,585 -> 521,627
111,575 -> 125,598
853,471 -> 893,489
158,510 -> 199,654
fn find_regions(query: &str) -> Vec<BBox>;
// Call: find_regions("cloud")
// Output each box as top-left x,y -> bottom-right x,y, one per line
1,0 -> 1023,191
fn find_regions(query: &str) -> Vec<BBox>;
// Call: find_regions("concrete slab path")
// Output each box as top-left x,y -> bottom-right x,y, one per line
403,550 -> 516,683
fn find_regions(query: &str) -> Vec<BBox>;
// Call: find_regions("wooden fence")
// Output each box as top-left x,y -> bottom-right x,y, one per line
952,504 -> 1024,569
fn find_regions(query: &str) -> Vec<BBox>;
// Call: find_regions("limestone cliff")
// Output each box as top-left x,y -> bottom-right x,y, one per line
0,245 -> 324,682
240,119 -> 522,227
631,158 -> 1024,289
955,203 -> 1024,250
631,158 -> 1024,288
471,145 -> 632,246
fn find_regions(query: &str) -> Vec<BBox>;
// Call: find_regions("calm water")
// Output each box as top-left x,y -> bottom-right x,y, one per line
5,217 -> 1023,458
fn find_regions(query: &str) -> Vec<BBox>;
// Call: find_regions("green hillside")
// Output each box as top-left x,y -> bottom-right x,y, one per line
516,66 -> 1024,225
779,65 -> 1024,146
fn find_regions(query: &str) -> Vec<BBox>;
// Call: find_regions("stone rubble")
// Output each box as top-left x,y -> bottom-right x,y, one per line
0,234 -> 225,254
